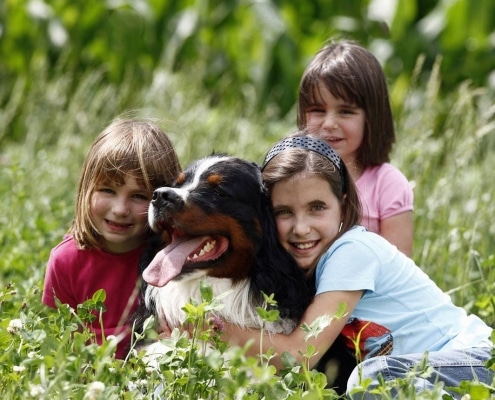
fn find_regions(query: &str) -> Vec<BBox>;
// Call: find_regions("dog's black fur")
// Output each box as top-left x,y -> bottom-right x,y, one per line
133,155 -> 314,335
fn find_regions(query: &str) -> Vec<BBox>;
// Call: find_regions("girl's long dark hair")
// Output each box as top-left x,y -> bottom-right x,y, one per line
297,39 -> 395,168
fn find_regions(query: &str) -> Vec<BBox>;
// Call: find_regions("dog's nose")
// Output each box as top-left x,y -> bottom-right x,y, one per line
151,188 -> 182,208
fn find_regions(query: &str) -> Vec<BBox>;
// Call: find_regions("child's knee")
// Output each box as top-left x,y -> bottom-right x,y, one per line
346,357 -> 383,397
346,355 -> 403,397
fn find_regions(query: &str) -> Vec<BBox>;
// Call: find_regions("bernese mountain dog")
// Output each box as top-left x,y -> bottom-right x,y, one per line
136,154 -> 315,340
134,154 -> 355,393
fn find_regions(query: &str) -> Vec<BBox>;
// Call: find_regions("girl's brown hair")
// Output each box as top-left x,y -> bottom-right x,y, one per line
262,135 -> 361,239
297,38 -> 395,168
70,117 -> 182,249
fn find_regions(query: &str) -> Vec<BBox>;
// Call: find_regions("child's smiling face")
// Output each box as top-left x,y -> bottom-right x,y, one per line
271,172 -> 342,275
304,83 -> 366,166
90,175 -> 151,254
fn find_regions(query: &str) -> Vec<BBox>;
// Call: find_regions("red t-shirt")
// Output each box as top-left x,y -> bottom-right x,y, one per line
42,235 -> 144,358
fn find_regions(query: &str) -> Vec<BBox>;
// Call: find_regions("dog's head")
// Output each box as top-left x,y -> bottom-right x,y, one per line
143,155 -> 270,286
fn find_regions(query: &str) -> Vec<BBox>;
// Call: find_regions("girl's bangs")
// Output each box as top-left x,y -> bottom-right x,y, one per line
303,72 -> 359,107
95,149 -> 145,188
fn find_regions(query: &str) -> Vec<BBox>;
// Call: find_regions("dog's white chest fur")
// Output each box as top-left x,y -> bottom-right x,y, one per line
144,273 -> 296,335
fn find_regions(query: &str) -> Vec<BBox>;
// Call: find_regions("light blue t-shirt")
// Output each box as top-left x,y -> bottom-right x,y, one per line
315,226 -> 492,359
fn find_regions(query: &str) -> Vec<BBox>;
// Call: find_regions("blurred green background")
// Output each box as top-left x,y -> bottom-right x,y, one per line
1,0 -> 495,143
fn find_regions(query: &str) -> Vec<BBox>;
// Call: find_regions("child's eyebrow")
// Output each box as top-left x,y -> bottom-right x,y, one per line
272,203 -> 293,213
309,199 -> 326,206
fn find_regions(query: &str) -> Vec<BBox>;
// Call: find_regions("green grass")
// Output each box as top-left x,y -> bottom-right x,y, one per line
0,63 -> 494,398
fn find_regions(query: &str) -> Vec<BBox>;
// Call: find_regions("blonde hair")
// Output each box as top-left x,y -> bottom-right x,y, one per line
70,117 -> 182,249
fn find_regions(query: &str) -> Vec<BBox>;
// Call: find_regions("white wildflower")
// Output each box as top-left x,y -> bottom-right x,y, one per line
7,318 -> 23,334
13,365 -> 26,373
145,366 -> 154,374
29,384 -> 45,396
105,335 -> 118,349
128,381 -> 137,391
86,381 -> 105,396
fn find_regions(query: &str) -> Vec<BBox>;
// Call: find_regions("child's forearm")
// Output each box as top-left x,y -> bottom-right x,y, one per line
221,322 -> 326,370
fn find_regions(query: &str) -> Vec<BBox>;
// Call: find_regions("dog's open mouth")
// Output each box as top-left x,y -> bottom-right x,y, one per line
143,233 -> 229,287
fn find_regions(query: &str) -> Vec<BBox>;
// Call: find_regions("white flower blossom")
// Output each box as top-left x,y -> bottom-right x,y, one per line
85,381 -> 105,399
7,318 -> 23,334
29,384 -> 45,396
145,366 -> 155,374
13,365 -> 26,373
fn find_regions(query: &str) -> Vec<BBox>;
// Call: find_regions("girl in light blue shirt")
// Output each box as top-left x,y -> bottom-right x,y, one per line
223,134 -> 493,399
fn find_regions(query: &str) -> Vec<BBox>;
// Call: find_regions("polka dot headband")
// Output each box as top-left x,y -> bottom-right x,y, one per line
262,135 -> 347,192
262,136 -> 342,170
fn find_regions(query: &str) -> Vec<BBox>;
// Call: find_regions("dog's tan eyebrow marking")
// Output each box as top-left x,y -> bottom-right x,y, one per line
176,172 -> 186,185
208,174 -> 222,185
181,155 -> 229,192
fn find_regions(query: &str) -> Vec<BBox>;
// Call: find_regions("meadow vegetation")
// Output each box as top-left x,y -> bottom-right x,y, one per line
0,57 -> 494,398
2,0 -> 495,393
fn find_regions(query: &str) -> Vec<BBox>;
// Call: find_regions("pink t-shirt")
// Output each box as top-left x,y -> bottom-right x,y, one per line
42,236 -> 144,358
355,163 -> 413,234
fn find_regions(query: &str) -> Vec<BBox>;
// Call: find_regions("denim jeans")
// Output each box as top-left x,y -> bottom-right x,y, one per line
347,347 -> 493,399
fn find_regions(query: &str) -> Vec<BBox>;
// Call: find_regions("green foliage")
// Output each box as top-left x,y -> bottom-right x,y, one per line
1,0 -> 494,137
1,282 -> 494,398
0,285 -> 344,399
393,68 -> 495,319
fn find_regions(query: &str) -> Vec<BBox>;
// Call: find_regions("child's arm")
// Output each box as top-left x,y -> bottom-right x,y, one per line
221,289 -> 363,370
380,211 -> 413,257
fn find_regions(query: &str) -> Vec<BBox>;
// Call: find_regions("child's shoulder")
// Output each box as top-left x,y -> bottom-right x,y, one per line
362,163 -> 408,181
333,226 -> 376,250
49,235 -> 81,258
334,226 -> 397,256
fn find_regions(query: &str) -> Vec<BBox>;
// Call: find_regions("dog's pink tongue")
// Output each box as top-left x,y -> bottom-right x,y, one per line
143,236 -> 207,287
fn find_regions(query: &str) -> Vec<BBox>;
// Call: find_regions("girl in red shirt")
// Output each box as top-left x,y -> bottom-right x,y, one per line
42,116 -> 181,358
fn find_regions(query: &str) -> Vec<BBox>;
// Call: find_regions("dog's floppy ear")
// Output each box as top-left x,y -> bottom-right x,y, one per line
250,169 -> 314,321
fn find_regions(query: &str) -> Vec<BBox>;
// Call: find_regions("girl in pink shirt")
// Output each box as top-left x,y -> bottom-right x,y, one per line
42,116 -> 181,358
297,38 -> 413,257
